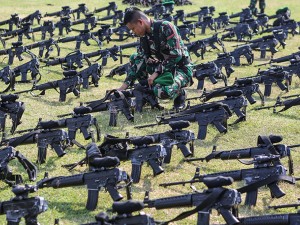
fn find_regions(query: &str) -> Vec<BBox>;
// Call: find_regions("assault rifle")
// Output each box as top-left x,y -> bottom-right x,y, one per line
25,38 -> 60,58
18,106 -> 100,142
261,19 -> 299,37
231,18 -> 259,34
186,34 -> 225,59
57,29 -> 101,50
0,94 -> 25,134
135,102 -> 232,140
0,13 -> 21,32
55,16 -> 72,36
92,25 -> 113,44
186,6 -> 215,22
161,155 -> 296,206
0,22 -> 33,46
193,61 -> 227,90
188,79 -> 265,105
256,95 -> 300,112
94,2 -> 118,16
256,13 -> 269,31
212,52 -> 235,77
215,12 -> 230,29
78,63 -> 102,89
0,41 -> 36,65
145,176 -> 241,225
0,185 -> 48,224
97,121 -> 194,164
185,135 -> 299,175
228,45 -> 254,66
0,146 -> 37,185
106,62 -> 129,77
144,4 -> 165,20
98,10 -> 124,27
0,66 -> 13,91
195,16 -> 216,34
221,23 -> 253,41
177,22 -> 196,42
81,201 -> 157,225
80,90 -> 134,126
37,156 -> 132,210
229,8 -> 252,22
110,23 -> 134,41
73,3 -> 89,19
14,70 -> 82,102
31,20 -> 56,40
173,9 -> 185,26
72,13 -> 98,30
269,48 -> 300,65
2,126 -> 70,164
44,6 -> 75,19
274,59 -> 300,79
190,90 -> 247,124
20,10 -> 42,25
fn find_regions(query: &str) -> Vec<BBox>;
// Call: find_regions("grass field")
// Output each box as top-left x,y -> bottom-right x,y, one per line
0,0 -> 299,224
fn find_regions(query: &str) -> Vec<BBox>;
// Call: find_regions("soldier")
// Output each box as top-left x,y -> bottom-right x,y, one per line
117,7 -> 193,110
249,0 -> 266,14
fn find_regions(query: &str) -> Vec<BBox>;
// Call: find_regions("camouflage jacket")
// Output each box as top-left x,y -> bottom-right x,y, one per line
140,19 -> 192,75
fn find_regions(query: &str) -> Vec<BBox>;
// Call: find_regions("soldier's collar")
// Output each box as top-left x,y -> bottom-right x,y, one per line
148,19 -> 156,35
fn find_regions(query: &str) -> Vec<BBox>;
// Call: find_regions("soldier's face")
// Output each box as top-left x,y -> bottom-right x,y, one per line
127,19 -> 146,37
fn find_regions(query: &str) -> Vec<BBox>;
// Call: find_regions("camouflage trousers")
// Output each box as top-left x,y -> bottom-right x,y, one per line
249,0 -> 265,12
127,53 -> 193,99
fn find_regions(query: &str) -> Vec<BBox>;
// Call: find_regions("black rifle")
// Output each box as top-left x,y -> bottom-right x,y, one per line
106,62 -> 129,77
144,4 -> 166,20
55,16 -> 72,36
221,23 -> 253,41
145,176 -> 241,225
229,45 -> 254,66
0,94 -> 25,134
25,38 -> 60,58
98,10 -> 124,27
273,59 -> 300,80
20,10 -> 42,25
0,185 -> 48,225
256,95 -> 300,113
2,126 -> 70,164
188,79 -> 265,105
57,29 -> 101,50
268,48 -> 300,65
135,102 -> 232,140
37,156 -> 132,210
98,121 -> 194,164
161,155 -> 296,206
44,5 -> 75,19
0,66 -> 13,91
256,13 -> 270,31
81,90 -> 134,126
254,66 -> 290,96
177,22 -> 196,42
0,22 -> 33,46
0,41 -> 36,65
78,63 -> 102,89
11,57 -> 40,88
212,52 -> 235,77
94,2 -> 118,16
0,146 -> 37,186
193,62 -> 227,90
194,90 -> 248,125
81,201 -> 157,225
215,12 -> 230,29
14,70 -> 82,102
231,18 -> 259,34
186,34 -> 225,59
195,16 -> 216,34
246,34 -> 280,58
186,6 -> 215,22
0,13 -> 21,31
173,9 -> 185,26
261,19 -> 299,37
74,3 -> 89,19
185,135 -> 299,175
229,8 -> 252,22
31,20 -> 56,40
19,106 -> 100,142
92,25 -> 113,43
72,13 -> 98,30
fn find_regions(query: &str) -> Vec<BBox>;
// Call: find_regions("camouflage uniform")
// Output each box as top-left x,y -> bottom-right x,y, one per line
249,0 -> 266,14
124,20 -> 193,99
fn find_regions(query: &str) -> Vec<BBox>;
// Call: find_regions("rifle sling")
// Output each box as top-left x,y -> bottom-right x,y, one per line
237,174 -> 295,194
159,187 -> 226,225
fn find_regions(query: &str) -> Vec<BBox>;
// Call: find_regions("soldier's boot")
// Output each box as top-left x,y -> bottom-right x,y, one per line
173,89 -> 186,110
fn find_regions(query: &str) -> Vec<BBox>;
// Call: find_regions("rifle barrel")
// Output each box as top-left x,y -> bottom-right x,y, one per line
134,123 -> 159,129
289,144 -> 300,148
57,112 -> 73,118
159,179 -> 200,187
184,157 -> 205,162
268,203 -> 300,210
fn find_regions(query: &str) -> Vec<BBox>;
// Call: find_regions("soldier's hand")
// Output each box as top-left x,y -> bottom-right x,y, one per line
148,72 -> 159,86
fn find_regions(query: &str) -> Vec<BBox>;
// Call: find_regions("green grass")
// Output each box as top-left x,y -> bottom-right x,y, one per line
0,0 -> 300,224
